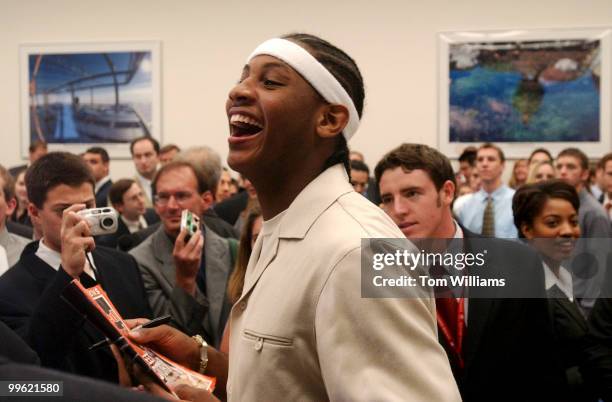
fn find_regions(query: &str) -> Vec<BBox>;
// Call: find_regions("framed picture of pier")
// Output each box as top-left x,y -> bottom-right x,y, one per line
438,28 -> 611,158
20,41 -> 161,159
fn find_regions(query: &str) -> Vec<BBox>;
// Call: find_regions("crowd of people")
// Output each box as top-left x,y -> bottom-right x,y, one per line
0,32 -> 610,402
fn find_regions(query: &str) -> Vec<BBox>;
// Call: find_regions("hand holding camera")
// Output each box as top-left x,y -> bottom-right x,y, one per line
173,210 -> 204,296
60,206 -> 118,278
77,207 -> 119,236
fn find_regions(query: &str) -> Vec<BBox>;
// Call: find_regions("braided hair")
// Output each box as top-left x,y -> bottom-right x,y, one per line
281,33 -> 365,178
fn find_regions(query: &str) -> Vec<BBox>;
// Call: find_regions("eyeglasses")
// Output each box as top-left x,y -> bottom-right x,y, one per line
154,191 -> 195,206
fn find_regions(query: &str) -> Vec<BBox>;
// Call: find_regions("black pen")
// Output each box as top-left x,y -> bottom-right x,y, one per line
131,315 -> 172,331
88,315 -> 172,351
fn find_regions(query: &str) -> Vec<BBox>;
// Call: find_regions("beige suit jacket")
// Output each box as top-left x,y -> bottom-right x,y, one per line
228,165 -> 460,402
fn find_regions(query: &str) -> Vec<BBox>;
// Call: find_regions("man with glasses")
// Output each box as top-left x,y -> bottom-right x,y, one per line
129,160 -> 234,347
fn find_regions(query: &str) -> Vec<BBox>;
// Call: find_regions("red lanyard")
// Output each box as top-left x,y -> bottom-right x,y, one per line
436,298 -> 465,369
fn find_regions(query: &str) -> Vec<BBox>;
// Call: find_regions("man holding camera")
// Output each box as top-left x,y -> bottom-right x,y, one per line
129,160 -> 234,348
0,152 -> 152,383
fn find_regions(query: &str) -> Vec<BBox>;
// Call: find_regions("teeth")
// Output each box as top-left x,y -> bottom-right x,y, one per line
230,114 -> 263,128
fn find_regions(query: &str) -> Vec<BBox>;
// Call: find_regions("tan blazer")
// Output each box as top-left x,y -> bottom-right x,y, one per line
228,165 -> 460,402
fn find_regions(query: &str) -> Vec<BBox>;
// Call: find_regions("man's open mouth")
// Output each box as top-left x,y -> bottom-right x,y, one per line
230,114 -> 263,137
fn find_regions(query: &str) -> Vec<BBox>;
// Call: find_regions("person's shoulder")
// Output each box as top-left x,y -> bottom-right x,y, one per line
94,245 -> 138,264
332,192 -> 404,239
7,232 -> 30,247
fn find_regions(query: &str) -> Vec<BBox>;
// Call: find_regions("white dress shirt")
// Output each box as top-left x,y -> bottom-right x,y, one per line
36,239 -> 97,280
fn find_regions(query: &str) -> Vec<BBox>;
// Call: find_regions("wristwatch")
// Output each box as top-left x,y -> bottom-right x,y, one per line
192,334 -> 208,374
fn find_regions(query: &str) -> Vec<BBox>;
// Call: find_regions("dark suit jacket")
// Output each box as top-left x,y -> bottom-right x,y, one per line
0,320 -> 39,365
6,220 -> 33,239
130,224 -> 233,347
8,164 -> 27,178
548,294 -> 599,401
442,229 -> 563,401
587,262 -> 612,401
203,208 -> 239,239
95,179 -> 113,208
118,209 -> 237,252
0,241 -> 152,383
213,190 -> 248,226
96,208 -> 159,249
0,357 -> 165,402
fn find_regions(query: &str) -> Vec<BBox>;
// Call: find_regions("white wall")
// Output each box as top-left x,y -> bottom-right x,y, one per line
2,0 -> 612,179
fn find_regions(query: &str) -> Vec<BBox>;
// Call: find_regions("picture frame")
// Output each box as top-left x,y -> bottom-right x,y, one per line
438,28 -> 611,159
20,41 -> 161,159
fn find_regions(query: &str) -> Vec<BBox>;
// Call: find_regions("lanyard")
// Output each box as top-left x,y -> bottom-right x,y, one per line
436,297 -> 465,369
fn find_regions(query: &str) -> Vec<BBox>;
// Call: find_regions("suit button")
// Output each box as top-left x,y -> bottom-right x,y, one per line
240,301 -> 247,310
254,338 -> 263,351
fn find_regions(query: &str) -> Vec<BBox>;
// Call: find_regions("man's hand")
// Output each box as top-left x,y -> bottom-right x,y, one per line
175,385 -> 220,402
126,318 -> 200,370
173,228 -> 204,296
60,204 -> 95,278
126,319 -> 229,401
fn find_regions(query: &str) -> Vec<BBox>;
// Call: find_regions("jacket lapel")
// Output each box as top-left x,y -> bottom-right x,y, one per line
203,226 -> 231,336
240,228 -> 279,299
150,228 -> 177,289
461,230 -> 500,371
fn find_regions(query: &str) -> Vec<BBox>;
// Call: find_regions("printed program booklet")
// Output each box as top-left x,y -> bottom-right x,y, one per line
61,279 -> 216,395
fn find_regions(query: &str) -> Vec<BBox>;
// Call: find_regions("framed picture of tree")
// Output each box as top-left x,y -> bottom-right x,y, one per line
438,28 -> 610,158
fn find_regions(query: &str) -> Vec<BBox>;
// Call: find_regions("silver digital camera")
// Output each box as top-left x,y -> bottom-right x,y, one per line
77,207 -> 119,236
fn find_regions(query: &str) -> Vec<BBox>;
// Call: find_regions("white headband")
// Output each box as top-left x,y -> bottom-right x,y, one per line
247,38 -> 360,142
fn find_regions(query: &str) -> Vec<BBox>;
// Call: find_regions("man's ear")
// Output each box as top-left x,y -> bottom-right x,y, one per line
5,197 -> 16,217
28,202 -> 40,226
316,104 -> 350,139
441,180 -> 456,206
580,168 -> 590,183
521,223 -> 534,240
201,191 -> 214,210
114,202 -> 125,215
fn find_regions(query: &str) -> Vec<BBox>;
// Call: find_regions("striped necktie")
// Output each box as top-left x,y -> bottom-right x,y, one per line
482,196 -> 495,237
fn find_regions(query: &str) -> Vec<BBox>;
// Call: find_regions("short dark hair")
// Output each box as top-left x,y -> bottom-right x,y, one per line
29,140 -> 47,153
130,136 -> 160,155
478,143 -> 505,163
0,165 -> 15,201
458,147 -> 477,166
512,180 -> 580,238
85,146 -> 110,163
152,160 -> 208,197
599,152 -> 612,170
282,33 -> 364,178
557,147 -> 589,171
109,179 -> 137,206
350,160 -> 369,175
528,148 -> 553,165
160,144 -> 181,154
375,143 -> 456,192
26,152 -> 95,208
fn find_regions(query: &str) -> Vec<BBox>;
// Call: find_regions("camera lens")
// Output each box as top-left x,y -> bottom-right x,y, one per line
101,217 -> 114,229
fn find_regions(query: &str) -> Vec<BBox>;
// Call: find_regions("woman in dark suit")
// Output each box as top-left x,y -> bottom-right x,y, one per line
513,180 -> 601,401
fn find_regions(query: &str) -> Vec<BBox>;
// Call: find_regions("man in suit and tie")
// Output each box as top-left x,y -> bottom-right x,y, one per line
0,152 -> 152,383
376,143 -> 563,401
96,179 -> 159,249
130,136 -> 160,207
130,160 -> 234,348
82,147 -> 112,208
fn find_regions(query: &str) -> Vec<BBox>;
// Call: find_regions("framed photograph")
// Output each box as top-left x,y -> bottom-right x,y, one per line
438,28 -> 611,158
20,41 -> 161,159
